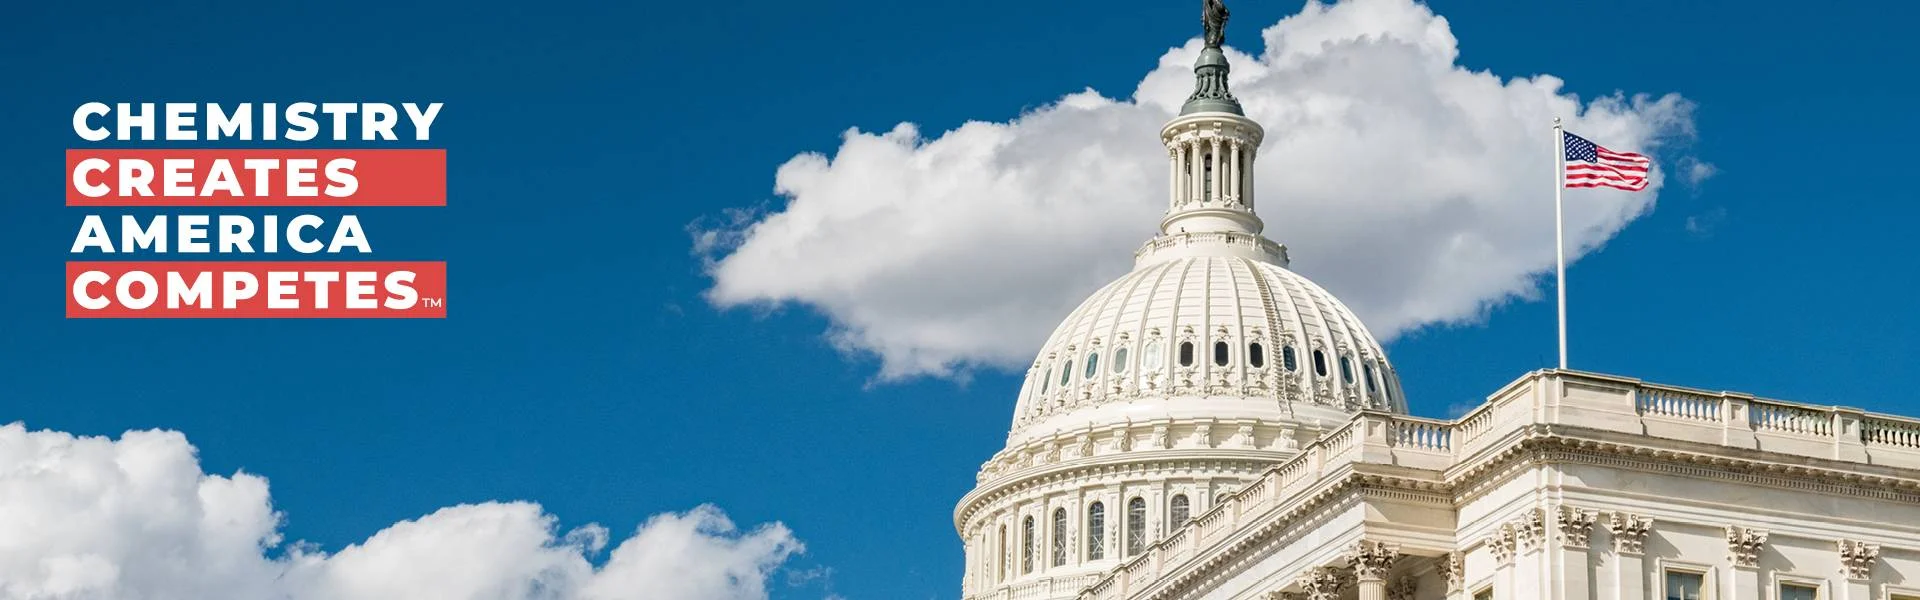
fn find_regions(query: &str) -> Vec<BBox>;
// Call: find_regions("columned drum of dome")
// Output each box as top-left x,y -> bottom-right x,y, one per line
954,3 -> 1403,598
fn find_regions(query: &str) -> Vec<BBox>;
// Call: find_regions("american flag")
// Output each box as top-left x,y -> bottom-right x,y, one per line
1563,131 -> 1650,191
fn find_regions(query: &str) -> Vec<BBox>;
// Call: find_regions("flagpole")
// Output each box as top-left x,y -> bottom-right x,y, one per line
1553,117 -> 1567,370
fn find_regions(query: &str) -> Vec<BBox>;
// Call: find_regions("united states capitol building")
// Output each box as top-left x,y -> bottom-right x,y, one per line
953,8 -> 1920,600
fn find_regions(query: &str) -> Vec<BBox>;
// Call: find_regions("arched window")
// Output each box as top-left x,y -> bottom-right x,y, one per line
1340,356 -> 1354,384
1021,516 -> 1035,574
1060,361 -> 1073,387
1051,508 -> 1069,567
997,525 -> 1007,581
1364,363 -> 1378,395
1126,497 -> 1147,556
1087,502 -> 1106,560
1113,347 -> 1129,373
1282,345 -> 1297,371
1170,494 -> 1191,529
1040,369 -> 1050,393
1312,349 -> 1328,377
1212,341 -> 1229,366
1085,353 -> 1099,379
1178,342 -> 1194,367
1248,343 -> 1265,368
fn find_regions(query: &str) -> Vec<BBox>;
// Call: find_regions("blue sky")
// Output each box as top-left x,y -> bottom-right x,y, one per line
1,1 -> 1915,599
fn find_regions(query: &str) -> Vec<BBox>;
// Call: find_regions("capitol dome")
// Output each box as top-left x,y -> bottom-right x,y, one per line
1006,252 -> 1404,446
956,12 -> 1409,597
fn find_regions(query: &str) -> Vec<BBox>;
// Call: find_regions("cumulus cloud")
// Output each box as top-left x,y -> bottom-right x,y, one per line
0,423 -> 805,600
697,0 -> 1703,380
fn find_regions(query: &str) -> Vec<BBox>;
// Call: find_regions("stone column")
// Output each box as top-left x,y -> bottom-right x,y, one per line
1209,138 -> 1222,203
1512,509 -> 1548,599
1243,145 -> 1254,209
1489,526 -> 1517,600
1187,138 -> 1200,207
1607,513 -> 1652,600
1724,526 -> 1768,600
1168,146 -> 1180,208
1555,506 -> 1597,600
1437,551 -> 1465,600
1297,566 -> 1351,600
1349,540 -> 1399,600
1838,540 -> 1879,600
1227,140 -> 1241,202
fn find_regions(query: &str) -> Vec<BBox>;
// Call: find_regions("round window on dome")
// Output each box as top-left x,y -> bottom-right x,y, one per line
1178,342 -> 1194,367
1212,341 -> 1229,366
1312,349 -> 1327,377
1248,343 -> 1265,368
1340,356 -> 1354,384
1113,347 -> 1129,373
1282,346 -> 1297,371
1085,353 -> 1099,379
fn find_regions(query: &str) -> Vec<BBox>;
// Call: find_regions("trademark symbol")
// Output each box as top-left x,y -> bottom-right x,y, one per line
422,297 -> 444,309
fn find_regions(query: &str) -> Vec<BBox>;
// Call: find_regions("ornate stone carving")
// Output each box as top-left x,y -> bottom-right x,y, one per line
1838,539 -> 1879,580
1387,577 -> 1418,600
1295,567 -> 1351,600
1347,540 -> 1399,581
1515,507 -> 1548,551
1607,512 -> 1653,555
1489,524 -> 1517,566
1725,526 -> 1768,568
1437,551 -> 1464,593
1557,505 -> 1596,549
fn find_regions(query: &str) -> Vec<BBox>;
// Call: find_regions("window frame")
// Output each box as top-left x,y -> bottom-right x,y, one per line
1248,342 -> 1265,368
1084,352 -> 1099,379
1773,572 -> 1825,600
1112,346 -> 1129,374
1884,585 -> 1920,600
1021,515 -> 1035,574
1656,559 -> 1716,600
1086,501 -> 1106,560
1662,568 -> 1709,600
1178,342 -> 1194,367
1168,494 -> 1190,530
1212,341 -> 1229,367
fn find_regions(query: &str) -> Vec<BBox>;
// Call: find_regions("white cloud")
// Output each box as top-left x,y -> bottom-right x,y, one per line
0,423 -> 805,600
697,0 -> 1702,381
1684,158 -> 1718,186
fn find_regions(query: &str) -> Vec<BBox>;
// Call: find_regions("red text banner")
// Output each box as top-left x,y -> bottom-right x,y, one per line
67,261 -> 447,318
66,149 -> 446,206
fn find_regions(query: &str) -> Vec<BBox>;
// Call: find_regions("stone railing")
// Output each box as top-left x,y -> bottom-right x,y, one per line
1074,369 -> 1920,600
971,574 -> 1103,600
